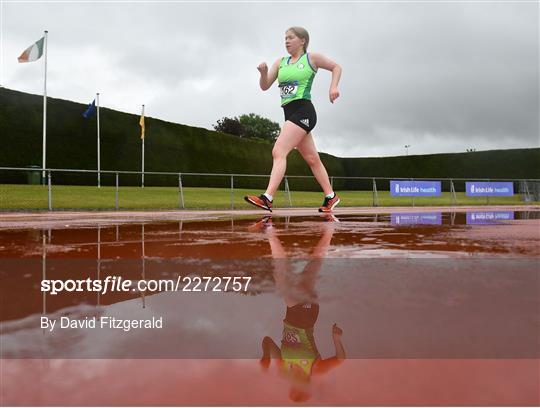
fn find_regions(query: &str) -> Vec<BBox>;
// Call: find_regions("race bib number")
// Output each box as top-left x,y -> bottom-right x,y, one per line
283,329 -> 301,345
280,81 -> 298,99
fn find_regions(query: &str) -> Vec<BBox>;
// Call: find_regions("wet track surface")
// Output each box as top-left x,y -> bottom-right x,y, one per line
1,210 -> 539,405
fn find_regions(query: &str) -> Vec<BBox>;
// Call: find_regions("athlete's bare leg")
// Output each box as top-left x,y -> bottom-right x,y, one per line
296,132 -> 333,196
265,121 -> 308,197
267,221 -> 335,307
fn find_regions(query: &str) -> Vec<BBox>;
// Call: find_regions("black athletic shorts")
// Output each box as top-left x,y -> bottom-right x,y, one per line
283,99 -> 317,133
284,303 -> 320,329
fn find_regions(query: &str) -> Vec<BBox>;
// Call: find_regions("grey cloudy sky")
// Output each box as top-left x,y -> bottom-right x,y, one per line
1,1 -> 538,157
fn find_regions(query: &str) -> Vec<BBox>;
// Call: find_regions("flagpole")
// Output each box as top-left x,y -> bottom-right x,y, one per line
141,104 -> 145,188
97,92 -> 101,188
42,30 -> 48,184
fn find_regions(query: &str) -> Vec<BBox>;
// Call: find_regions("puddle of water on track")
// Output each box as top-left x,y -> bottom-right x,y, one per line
1,211 -> 539,405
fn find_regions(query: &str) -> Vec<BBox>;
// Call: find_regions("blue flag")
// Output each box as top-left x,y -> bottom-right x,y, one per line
83,100 -> 96,118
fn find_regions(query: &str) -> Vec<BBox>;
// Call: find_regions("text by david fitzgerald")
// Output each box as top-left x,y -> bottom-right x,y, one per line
41,316 -> 163,332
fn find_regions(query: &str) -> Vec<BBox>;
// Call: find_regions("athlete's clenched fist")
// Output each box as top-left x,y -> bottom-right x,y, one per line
257,62 -> 268,75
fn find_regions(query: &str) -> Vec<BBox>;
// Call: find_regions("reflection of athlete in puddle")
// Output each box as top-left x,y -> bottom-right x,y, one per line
252,215 -> 346,403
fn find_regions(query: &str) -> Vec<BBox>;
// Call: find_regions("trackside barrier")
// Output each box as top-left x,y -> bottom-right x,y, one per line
230,175 -> 234,210
284,177 -> 292,208
115,173 -> 119,210
178,174 -> 184,209
450,180 -> 457,205
372,178 -> 379,207
0,167 -> 538,211
47,171 -> 52,211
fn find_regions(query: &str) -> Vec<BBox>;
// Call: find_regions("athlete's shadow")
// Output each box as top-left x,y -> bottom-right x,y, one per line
250,214 -> 346,403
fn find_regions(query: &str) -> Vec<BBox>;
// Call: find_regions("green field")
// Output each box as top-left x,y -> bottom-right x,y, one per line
1,184 -> 537,211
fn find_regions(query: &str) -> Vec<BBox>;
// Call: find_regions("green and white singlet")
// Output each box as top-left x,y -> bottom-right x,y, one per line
281,321 -> 320,377
278,53 -> 317,106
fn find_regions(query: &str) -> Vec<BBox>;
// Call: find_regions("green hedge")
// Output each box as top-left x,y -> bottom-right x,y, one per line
1,87 -> 538,191
0,87 -> 345,190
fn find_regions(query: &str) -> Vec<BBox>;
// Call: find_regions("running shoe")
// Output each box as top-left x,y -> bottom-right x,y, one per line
248,215 -> 273,232
318,193 -> 340,213
244,194 -> 273,212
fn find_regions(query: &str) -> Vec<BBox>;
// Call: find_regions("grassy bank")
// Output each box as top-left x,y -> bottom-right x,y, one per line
0,184 -> 536,211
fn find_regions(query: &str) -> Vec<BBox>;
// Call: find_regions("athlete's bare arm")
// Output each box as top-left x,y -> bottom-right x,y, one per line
312,324 -> 346,375
308,53 -> 342,103
260,336 -> 282,370
332,323 -> 346,360
258,58 -> 281,91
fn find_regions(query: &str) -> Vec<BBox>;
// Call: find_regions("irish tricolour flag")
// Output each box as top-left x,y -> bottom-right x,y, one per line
18,37 -> 45,63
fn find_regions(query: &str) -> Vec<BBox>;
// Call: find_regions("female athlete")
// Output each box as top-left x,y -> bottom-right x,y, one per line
244,26 -> 342,213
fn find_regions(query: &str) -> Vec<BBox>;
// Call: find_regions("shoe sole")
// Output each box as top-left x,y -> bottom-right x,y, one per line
318,198 -> 340,213
244,196 -> 272,212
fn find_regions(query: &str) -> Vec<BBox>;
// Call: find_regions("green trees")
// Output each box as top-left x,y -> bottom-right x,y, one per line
213,113 -> 280,142
213,116 -> 245,137
239,113 -> 280,142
